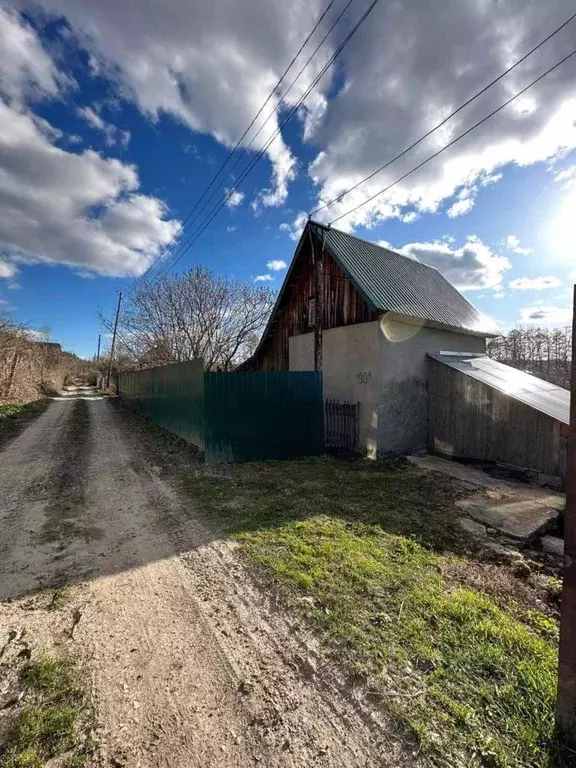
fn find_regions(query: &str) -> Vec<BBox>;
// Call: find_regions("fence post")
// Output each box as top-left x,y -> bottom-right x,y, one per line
556,284 -> 576,740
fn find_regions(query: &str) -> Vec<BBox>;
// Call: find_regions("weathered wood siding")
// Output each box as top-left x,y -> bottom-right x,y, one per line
428,358 -> 567,481
252,234 -> 376,371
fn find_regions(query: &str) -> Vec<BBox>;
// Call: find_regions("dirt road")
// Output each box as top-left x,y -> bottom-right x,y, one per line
0,394 -> 401,767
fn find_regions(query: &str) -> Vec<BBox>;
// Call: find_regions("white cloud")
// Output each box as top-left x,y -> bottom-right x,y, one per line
509,276 -> 561,290
77,105 -> 130,147
519,305 -> 573,326
225,189 -> 245,209
506,234 -> 532,255
446,197 -> 474,218
280,211 -> 308,241
0,260 -> 17,279
554,165 -> 576,183
0,6 -> 68,107
298,0 -> 576,231
255,273 -> 273,282
266,259 -> 287,271
0,9 -> 178,277
0,100 -> 179,277
23,0 -> 323,205
392,235 -> 510,291
7,0 -> 576,235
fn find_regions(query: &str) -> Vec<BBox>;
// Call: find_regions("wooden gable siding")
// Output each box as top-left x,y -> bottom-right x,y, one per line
254,238 -> 377,371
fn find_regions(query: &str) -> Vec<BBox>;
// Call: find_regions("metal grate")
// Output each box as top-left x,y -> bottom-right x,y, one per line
325,399 -> 360,453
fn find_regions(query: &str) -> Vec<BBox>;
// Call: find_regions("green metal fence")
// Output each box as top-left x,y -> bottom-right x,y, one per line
205,371 -> 324,462
118,364 -> 324,463
118,360 -> 205,449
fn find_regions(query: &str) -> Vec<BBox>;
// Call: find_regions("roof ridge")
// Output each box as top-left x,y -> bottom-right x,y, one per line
308,219 -> 441,276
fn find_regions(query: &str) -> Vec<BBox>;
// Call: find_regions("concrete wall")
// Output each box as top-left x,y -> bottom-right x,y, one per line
377,316 -> 486,457
289,322 -> 381,457
289,317 -> 486,459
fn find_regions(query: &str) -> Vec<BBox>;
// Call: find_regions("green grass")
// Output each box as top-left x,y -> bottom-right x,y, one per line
176,457 -> 563,768
1,656 -> 92,768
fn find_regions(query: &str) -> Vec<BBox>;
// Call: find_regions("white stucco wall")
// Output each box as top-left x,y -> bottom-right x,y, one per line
289,322 -> 382,457
376,316 -> 486,457
289,317 -> 486,459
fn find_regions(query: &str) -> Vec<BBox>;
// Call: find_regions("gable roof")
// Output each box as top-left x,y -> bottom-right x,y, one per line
428,352 -> 570,424
245,221 -> 496,368
313,221 -> 495,336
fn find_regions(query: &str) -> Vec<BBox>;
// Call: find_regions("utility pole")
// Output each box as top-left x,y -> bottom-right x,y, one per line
556,283 -> 576,741
309,222 -> 324,372
96,334 -> 101,364
106,291 -> 122,390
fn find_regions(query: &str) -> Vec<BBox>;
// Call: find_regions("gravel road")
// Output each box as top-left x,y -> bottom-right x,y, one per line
0,394 -> 406,767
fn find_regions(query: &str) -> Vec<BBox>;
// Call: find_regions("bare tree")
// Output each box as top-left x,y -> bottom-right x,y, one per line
100,266 -> 275,372
0,312 -> 93,401
487,325 -> 572,388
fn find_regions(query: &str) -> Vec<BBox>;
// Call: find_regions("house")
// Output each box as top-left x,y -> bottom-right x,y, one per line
242,219 -> 494,458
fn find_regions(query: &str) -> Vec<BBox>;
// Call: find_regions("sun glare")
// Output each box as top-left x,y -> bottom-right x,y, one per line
548,188 -> 576,262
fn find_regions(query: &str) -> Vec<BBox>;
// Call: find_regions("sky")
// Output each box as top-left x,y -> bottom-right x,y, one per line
0,0 -> 576,358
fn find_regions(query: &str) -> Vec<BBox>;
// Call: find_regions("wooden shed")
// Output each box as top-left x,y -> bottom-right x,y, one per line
428,352 -> 570,484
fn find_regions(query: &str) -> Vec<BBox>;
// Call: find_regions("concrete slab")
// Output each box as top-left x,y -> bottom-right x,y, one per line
407,455 -> 502,489
456,496 -> 558,543
406,455 -> 565,511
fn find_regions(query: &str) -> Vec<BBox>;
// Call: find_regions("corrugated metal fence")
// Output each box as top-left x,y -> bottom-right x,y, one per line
118,360 -> 205,448
205,371 -> 324,462
118,362 -> 324,463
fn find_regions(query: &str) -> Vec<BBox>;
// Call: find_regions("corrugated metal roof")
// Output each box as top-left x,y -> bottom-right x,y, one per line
313,221 -> 495,336
429,352 -> 570,424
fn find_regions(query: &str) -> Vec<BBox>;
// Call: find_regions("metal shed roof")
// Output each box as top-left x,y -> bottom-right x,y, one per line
428,352 -> 570,425
314,222 -> 495,336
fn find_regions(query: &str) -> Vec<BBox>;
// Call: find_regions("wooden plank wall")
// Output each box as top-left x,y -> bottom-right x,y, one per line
428,358 -> 567,481
254,235 -> 376,371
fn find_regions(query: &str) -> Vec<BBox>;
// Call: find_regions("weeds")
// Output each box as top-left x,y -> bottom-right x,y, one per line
180,457 -> 561,767
1,656 -> 92,768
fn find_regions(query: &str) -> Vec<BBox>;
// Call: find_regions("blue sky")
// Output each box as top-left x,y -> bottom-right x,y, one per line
1,0 -> 576,358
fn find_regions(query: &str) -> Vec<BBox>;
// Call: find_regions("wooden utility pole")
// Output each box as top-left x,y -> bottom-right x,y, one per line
556,283 -> 576,740
309,222 -> 324,372
96,334 -> 101,364
106,292 -> 122,389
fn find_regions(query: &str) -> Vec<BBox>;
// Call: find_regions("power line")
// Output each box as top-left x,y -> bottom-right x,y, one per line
311,9 -> 576,218
329,46 -> 576,225
132,0 -> 340,287
151,0 -> 354,257
158,0 -> 383,277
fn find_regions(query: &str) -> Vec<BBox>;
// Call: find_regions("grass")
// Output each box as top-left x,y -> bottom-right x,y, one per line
112,402 -> 566,766
1,656 -> 93,768
0,401 -> 47,450
177,457 -> 563,768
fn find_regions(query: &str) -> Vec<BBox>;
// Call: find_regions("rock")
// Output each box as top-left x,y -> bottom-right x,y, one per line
512,561 -> 532,578
536,473 -> 563,492
479,541 -> 519,562
457,517 -> 487,538
542,535 -> 564,559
